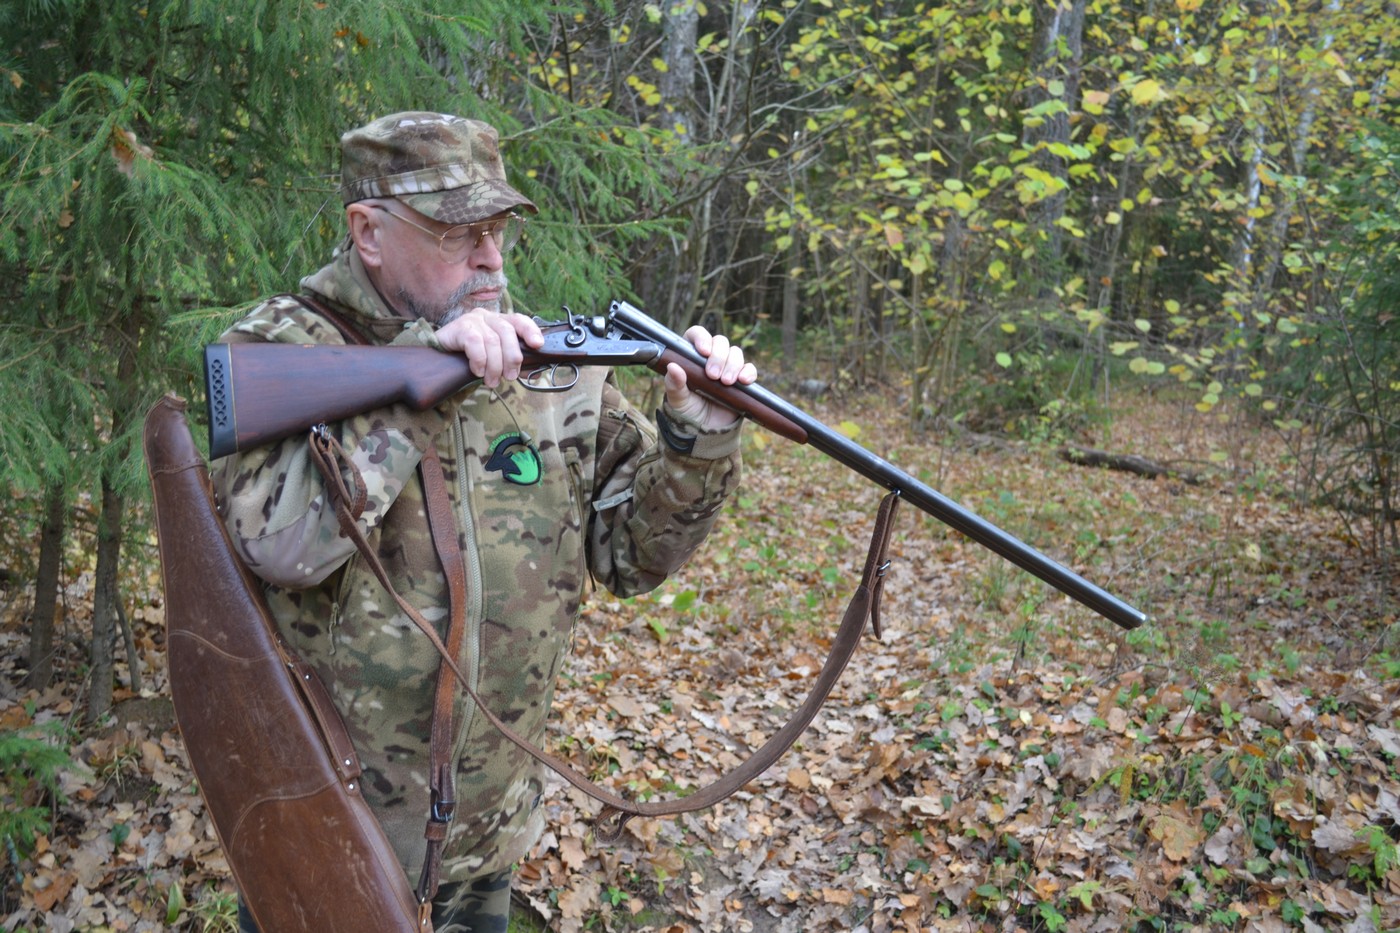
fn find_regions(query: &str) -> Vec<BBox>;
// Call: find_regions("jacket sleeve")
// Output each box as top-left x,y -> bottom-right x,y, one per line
585,375 -> 743,597
211,308 -> 455,589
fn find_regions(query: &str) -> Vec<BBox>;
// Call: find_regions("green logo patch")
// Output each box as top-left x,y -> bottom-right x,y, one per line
486,432 -> 543,486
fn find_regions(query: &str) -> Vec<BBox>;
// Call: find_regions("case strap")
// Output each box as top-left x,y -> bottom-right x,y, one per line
287,292 -> 462,910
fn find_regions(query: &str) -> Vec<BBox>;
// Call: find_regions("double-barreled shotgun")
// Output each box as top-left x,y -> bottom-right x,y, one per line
205,299 -> 1149,631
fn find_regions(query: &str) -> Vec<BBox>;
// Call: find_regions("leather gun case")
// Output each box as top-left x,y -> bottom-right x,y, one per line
143,395 -> 422,932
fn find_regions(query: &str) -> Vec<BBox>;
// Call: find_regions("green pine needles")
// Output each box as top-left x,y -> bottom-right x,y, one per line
0,0 -> 695,723
0,725 -> 77,871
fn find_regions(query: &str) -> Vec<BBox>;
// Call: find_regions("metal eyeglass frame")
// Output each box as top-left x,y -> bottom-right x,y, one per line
371,204 -> 525,261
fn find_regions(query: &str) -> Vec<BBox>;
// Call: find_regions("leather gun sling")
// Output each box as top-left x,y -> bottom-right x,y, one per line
295,293 -> 904,844
415,446 -> 466,904
310,427 -> 903,840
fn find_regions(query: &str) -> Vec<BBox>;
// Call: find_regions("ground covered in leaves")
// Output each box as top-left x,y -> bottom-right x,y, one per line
2,390 -> 1397,932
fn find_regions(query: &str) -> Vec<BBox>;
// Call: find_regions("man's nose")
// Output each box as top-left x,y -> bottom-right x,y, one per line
469,234 -> 504,271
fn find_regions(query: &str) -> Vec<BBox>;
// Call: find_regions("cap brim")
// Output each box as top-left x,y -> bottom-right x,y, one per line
401,180 -> 538,225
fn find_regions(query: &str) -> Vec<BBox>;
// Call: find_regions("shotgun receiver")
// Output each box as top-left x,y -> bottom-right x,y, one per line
205,300 -> 1149,631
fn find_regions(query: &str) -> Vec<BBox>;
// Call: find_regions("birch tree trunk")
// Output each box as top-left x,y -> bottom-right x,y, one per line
850,258 -> 871,383
929,214 -> 967,422
660,0 -> 699,141
782,245 -> 800,373
1026,0 -> 1086,295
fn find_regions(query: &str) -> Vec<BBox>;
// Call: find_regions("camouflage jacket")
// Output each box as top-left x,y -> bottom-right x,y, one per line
212,248 -> 743,881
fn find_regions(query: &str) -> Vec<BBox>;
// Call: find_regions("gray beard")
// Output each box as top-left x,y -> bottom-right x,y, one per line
402,271 -> 509,324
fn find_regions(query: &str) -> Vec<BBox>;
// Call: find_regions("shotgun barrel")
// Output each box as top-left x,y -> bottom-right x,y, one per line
607,301 -> 1150,631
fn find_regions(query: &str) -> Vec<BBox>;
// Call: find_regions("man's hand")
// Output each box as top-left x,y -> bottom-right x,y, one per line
435,309 -> 544,388
437,312 -> 754,429
664,326 -> 758,432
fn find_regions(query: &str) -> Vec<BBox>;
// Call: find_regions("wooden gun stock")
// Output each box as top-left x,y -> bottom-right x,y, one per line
206,343 -> 479,459
205,340 -> 809,460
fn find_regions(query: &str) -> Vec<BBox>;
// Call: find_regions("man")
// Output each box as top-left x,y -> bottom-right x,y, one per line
214,112 -> 754,931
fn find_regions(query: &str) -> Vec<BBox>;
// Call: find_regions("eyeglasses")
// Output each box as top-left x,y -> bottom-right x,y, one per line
371,204 -> 526,262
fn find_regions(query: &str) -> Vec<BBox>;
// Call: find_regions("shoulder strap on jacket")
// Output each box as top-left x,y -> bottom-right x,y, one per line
282,292 -> 369,346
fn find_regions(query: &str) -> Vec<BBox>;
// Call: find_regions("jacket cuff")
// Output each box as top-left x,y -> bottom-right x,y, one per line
657,402 -> 743,460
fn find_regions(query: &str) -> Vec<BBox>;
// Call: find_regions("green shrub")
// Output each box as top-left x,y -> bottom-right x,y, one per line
1260,123 -> 1400,563
1,724 -> 77,866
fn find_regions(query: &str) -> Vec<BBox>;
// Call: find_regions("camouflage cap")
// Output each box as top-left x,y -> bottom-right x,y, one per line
339,112 -> 537,224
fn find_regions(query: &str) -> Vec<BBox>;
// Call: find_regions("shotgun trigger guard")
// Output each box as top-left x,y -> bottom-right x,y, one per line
520,363 -> 579,392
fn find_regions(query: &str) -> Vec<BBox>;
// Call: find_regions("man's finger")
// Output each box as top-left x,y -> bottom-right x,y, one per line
509,312 -> 545,349
705,334 -> 729,380
683,325 -> 713,360
663,361 -> 688,397
489,315 -> 525,380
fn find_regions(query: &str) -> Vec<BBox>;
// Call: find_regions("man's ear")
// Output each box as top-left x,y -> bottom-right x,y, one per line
345,202 -> 383,269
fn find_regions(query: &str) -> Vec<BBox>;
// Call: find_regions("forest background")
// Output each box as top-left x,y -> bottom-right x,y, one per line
1,0 -> 1397,930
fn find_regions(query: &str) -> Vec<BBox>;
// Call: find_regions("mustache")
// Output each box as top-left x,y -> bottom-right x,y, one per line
416,271 -> 510,325
451,271 -> 509,306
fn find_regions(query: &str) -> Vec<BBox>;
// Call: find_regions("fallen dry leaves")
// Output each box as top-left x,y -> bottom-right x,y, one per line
2,390 -> 1397,932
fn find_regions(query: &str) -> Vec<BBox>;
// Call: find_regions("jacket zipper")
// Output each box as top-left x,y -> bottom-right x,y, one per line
327,599 -> 340,656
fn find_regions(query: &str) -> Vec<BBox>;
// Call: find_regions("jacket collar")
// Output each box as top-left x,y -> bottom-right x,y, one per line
299,248 -> 412,343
